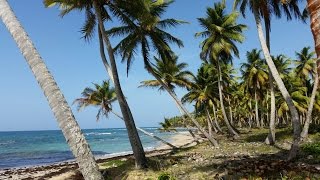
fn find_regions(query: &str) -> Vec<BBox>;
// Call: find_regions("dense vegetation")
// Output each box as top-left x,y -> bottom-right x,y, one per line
1,0 -> 319,179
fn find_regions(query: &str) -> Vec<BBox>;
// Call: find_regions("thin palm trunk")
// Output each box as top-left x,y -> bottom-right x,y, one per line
212,104 -> 223,133
217,63 -> 239,138
206,107 -> 216,135
301,61 -> 319,140
98,26 -> 114,83
110,111 -> 178,149
264,11 -> 276,145
227,95 -> 234,125
172,92 -> 198,141
253,7 -> 301,160
255,89 -> 261,128
93,1 -> 147,168
0,1 -> 103,179
141,56 -> 218,146
303,0 -> 320,141
265,69 -> 276,145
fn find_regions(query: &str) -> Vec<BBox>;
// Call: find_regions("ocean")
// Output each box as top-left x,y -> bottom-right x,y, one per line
0,128 -> 175,169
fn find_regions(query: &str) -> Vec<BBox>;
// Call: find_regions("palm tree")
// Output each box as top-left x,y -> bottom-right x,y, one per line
241,49 -> 269,128
159,118 -> 177,132
181,64 -> 219,146
0,1 -> 103,179
45,0 -> 148,168
74,80 -> 178,149
139,54 -> 198,140
294,47 -> 318,140
107,1 -> 218,146
233,0 -> 304,160
196,0 -> 246,138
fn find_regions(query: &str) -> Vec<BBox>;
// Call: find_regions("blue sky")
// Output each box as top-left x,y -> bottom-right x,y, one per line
0,0 -> 313,131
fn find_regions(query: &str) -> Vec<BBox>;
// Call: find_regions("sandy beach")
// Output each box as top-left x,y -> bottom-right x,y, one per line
0,131 -> 198,180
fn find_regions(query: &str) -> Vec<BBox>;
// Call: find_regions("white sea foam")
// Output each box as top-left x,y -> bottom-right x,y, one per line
85,132 -> 112,136
0,140 -> 15,145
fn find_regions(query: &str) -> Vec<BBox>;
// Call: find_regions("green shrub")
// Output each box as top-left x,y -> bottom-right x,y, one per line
301,142 -> 320,156
157,172 -> 175,180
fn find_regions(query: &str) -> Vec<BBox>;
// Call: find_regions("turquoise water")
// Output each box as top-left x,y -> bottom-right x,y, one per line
0,128 -> 175,169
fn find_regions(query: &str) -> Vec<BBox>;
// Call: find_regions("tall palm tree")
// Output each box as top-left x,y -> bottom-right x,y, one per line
241,49 -> 269,128
295,47 -> 319,140
107,1 -> 219,146
0,1 -> 103,179
45,0 -> 148,168
74,81 -> 178,149
181,64 -> 219,146
139,54 -> 198,139
295,47 -> 316,84
196,0 -> 246,138
234,0 -> 304,160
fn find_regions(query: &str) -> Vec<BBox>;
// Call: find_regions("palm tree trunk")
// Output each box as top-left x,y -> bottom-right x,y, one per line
98,26 -> 114,83
265,68 -> 276,145
301,61 -> 319,140
253,8 -> 301,160
212,104 -> 223,133
141,59 -> 218,146
206,107 -> 217,134
0,1 -> 103,179
93,1 -> 147,169
110,111 -> 178,149
303,0 -> 320,141
172,92 -> 199,141
227,95 -> 234,125
217,63 -> 239,138
255,89 -> 261,128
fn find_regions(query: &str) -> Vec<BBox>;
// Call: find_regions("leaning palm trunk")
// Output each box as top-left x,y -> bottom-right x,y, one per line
217,63 -> 239,138
303,0 -> 320,141
212,104 -> 223,133
110,111 -> 178,149
253,8 -> 301,160
141,57 -> 218,146
205,108 -> 213,136
172,93 -> 199,140
0,1 -> 103,179
301,61 -> 319,140
206,107 -> 218,133
255,89 -> 261,128
93,1 -> 147,169
98,26 -> 114,83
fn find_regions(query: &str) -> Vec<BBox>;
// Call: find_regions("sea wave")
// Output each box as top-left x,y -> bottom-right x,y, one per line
0,140 -> 15,145
85,132 -> 112,136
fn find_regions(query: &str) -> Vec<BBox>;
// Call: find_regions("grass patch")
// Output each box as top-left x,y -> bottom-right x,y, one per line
302,142 -> 320,157
99,159 -> 128,169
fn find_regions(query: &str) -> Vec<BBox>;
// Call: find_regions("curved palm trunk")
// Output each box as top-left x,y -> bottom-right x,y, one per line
141,57 -> 218,146
98,26 -> 114,83
217,63 -> 239,138
302,0 -> 320,141
93,1 -> 147,169
264,13 -> 276,145
301,61 -> 319,140
172,92 -> 199,141
212,104 -> 223,133
255,89 -> 261,128
110,111 -> 178,149
0,1 -> 103,179
253,8 -> 301,160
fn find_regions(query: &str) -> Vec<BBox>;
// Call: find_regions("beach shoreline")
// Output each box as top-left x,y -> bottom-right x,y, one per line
0,131 -> 198,180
